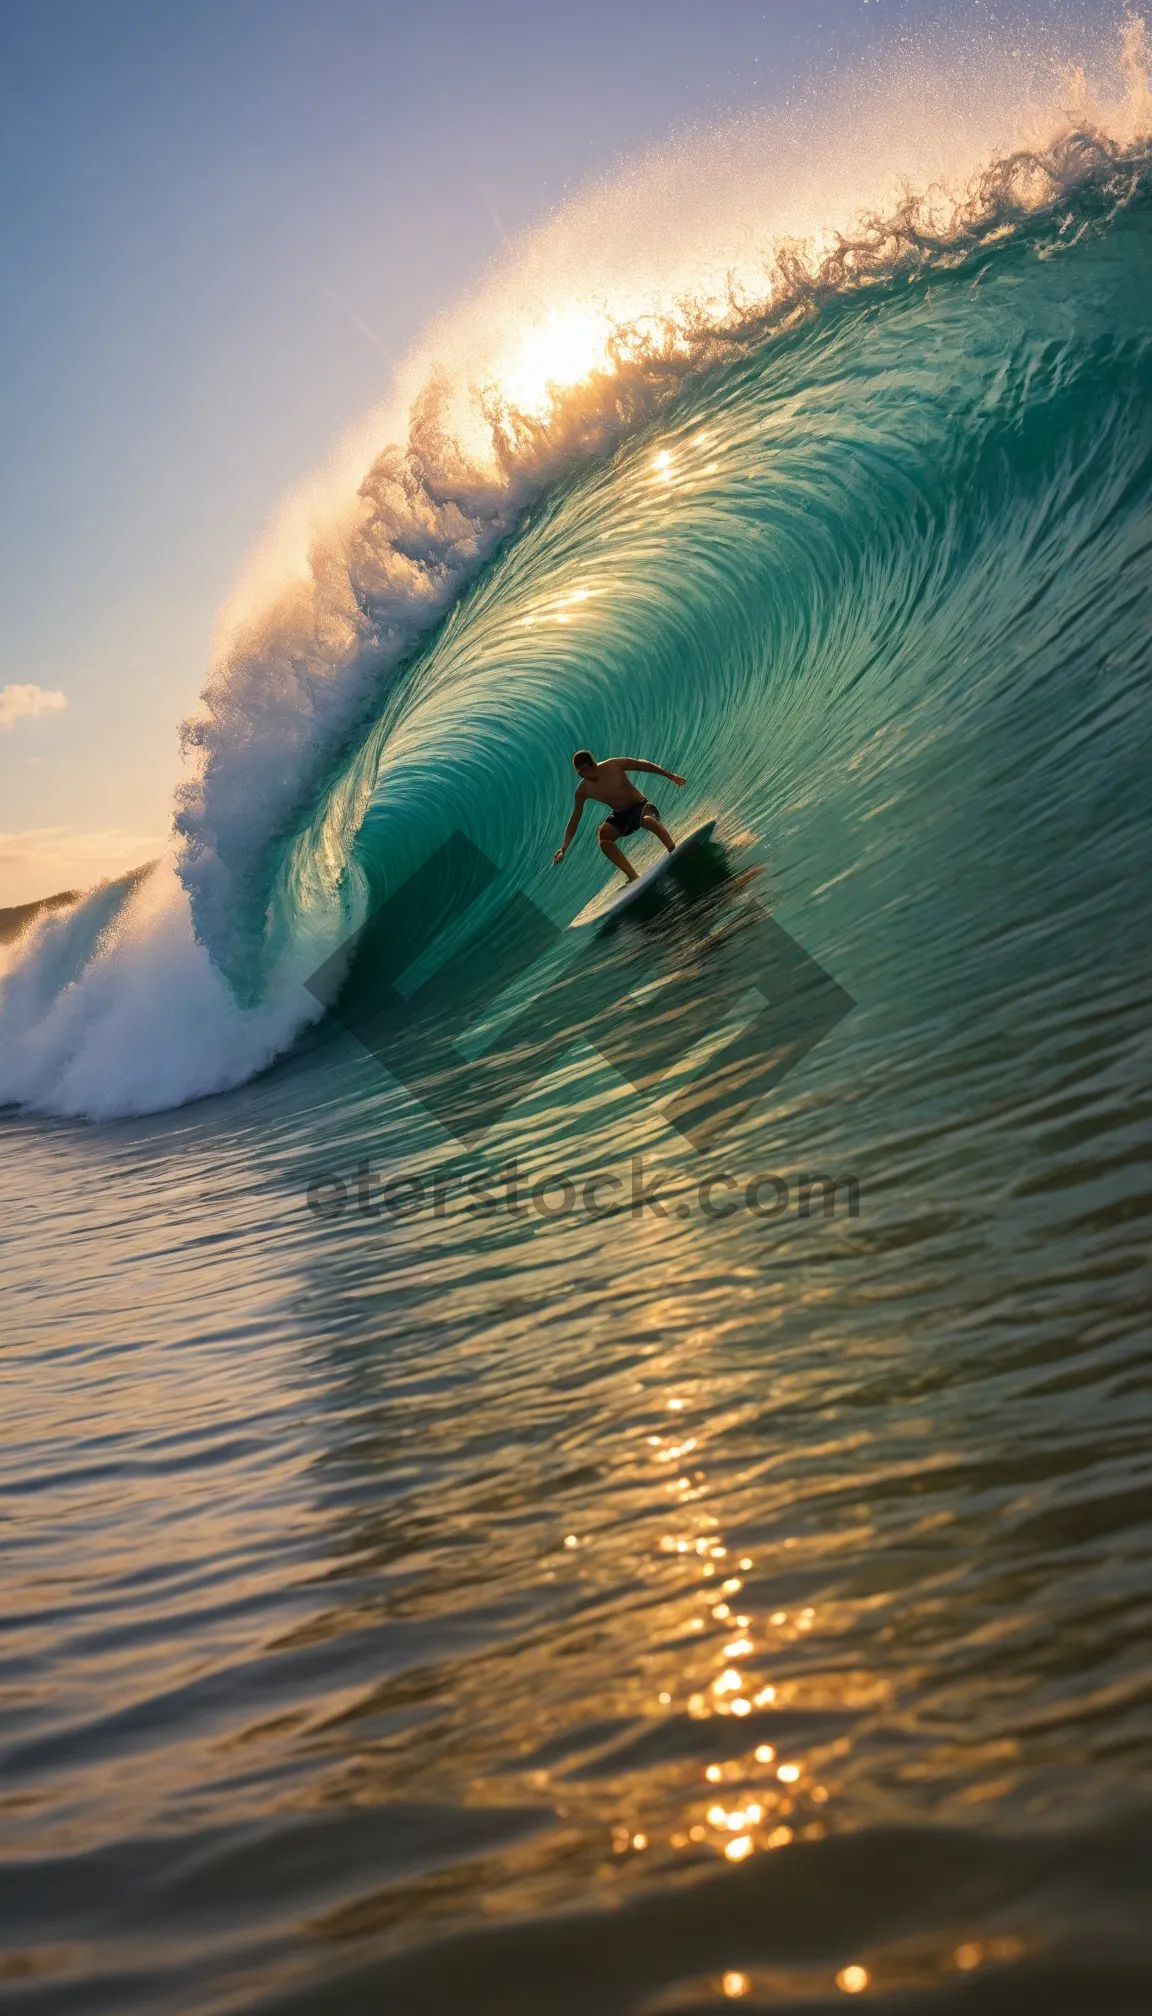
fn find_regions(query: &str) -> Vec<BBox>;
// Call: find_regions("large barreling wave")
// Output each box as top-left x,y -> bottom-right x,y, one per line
2,14 -> 1151,1119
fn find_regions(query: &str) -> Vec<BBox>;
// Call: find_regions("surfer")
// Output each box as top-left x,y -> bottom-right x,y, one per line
552,750 -> 685,883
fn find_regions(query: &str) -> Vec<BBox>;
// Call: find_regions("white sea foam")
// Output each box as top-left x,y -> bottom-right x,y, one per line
0,858 -> 333,1120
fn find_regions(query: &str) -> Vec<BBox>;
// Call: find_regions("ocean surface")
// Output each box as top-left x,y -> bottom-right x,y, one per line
3,29 -> 1152,2016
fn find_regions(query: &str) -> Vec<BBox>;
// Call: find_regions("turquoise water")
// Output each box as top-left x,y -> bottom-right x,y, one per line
3,131 -> 1152,2014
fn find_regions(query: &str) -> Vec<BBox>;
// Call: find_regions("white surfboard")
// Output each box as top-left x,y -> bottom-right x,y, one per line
570,820 -> 717,928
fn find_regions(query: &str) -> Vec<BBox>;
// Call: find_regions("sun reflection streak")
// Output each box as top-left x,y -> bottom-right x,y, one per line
637,1392 -> 839,1869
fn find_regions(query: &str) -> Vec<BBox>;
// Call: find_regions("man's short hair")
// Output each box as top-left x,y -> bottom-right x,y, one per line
572,749 -> 596,769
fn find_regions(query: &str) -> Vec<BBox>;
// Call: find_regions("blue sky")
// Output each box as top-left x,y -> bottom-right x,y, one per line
0,0 -> 1107,902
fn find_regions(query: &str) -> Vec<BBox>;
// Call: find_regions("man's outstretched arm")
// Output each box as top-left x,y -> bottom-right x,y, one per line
553,787 -> 587,864
623,758 -> 686,785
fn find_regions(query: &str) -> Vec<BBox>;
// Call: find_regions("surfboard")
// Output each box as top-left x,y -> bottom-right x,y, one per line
570,820 -> 717,927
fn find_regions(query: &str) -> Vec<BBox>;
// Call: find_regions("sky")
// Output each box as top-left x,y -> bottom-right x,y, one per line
0,0 -> 1109,905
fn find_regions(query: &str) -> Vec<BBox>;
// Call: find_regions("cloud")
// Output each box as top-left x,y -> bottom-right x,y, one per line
0,827 -> 165,909
0,683 -> 67,730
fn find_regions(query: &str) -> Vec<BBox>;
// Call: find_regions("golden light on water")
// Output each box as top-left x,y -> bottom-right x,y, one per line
573,1398 -> 838,1880
953,1937 -> 1025,1972
628,1404 -> 826,1871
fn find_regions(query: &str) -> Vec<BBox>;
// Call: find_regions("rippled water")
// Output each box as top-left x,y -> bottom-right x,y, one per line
4,141 -> 1152,2016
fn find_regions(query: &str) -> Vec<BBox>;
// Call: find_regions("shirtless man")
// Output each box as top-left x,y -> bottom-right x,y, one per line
552,750 -> 686,883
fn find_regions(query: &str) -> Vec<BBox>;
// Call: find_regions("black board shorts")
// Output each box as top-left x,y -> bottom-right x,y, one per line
605,800 -> 658,836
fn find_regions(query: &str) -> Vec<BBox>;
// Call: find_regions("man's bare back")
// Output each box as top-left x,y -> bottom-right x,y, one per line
552,749 -> 686,885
